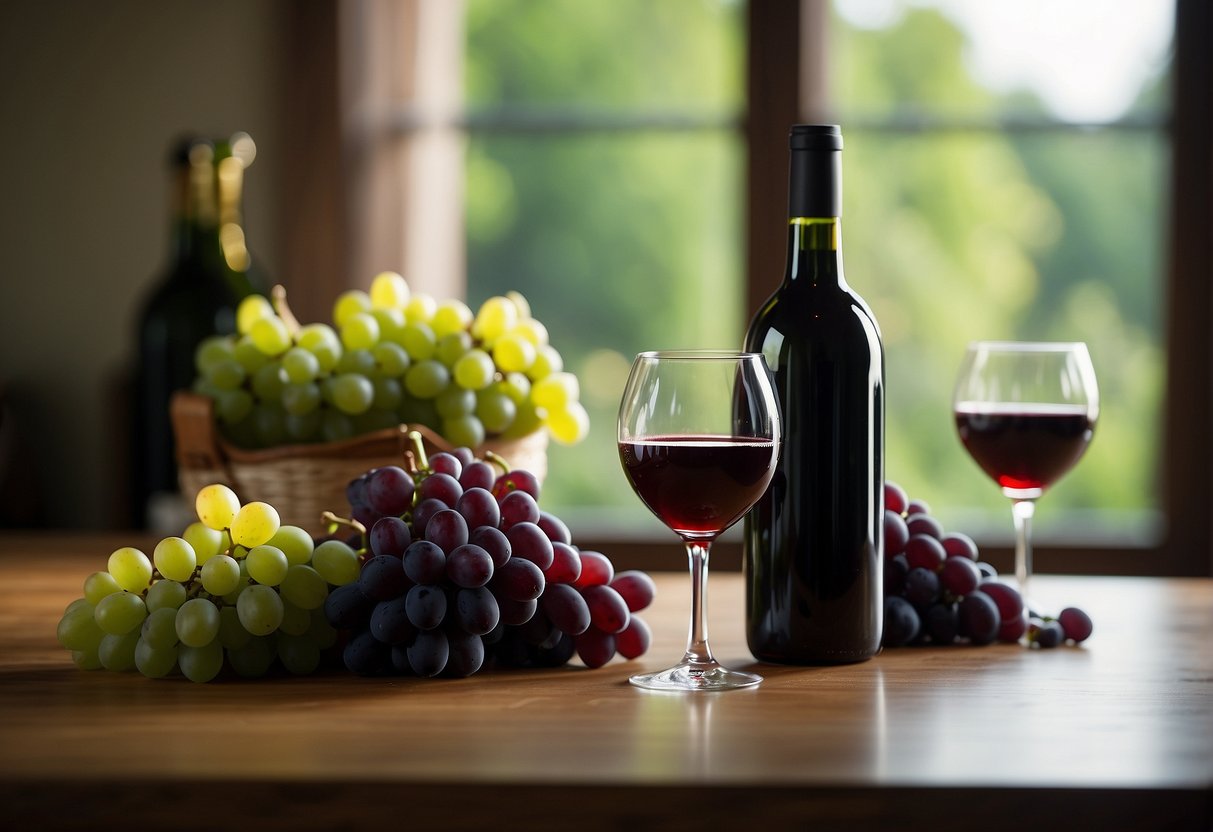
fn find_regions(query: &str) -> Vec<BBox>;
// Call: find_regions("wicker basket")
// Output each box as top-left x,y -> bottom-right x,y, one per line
170,391 -> 549,533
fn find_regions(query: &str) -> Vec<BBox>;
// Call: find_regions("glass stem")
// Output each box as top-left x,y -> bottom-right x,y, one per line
682,540 -> 716,668
1011,498 -> 1036,590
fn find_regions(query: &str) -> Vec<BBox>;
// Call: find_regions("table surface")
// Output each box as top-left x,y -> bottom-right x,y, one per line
1,533 -> 1210,831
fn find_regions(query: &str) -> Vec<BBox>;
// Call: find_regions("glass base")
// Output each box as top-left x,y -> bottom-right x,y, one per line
629,660 -> 762,692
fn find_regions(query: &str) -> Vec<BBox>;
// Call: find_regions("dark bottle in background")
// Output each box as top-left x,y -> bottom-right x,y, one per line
214,131 -> 270,298
743,124 -> 885,664
130,137 -> 249,530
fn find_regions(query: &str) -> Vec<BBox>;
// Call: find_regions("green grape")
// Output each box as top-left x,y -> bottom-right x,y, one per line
83,571 -> 122,606
246,545 -> 289,586
230,501 -> 281,548
506,290 -> 532,320
63,597 -> 90,616
528,345 -> 563,381
431,299 -> 473,338
372,342 -> 410,377
218,606 -> 251,650
153,536 -> 197,582
321,410 -> 356,442
370,270 -> 410,309
227,636 -> 276,678
501,371 -> 531,404
501,399 -> 545,439
195,484 -> 241,531
179,640 -> 225,683
333,289 -> 372,328
404,360 -> 450,399
476,387 -> 517,434
341,311 -> 380,351
285,410 -> 323,443
236,294 -> 275,336
311,539 -> 361,586
221,413 -> 258,448
435,331 -> 473,369
250,316 -> 292,356
193,378 -> 222,400
145,579 -> 187,612
268,525 -> 314,566
277,634 -> 321,675
184,521 -> 228,564
297,323 -> 342,373
371,377 -> 404,411
512,317 -> 549,347
330,373 -> 375,415
492,333 -> 536,374
308,608 -> 338,650
253,404 -> 288,446
201,554 -> 242,596
401,321 -> 437,361
453,349 -> 496,391
72,648 -> 103,671
99,630 -> 140,672
399,396 -> 441,431
95,591 -> 148,636
215,389 -> 255,425
436,385 -> 475,418
233,335 -> 271,373
279,601 -> 311,636
281,347 -> 320,384
545,400 -> 591,445
280,564 -> 328,610
531,371 -> 579,410
237,584 -> 285,636
57,602 -> 104,652
353,408 -> 398,433
404,292 -> 437,324
336,348 -> 376,376
140,607 -> 180,650
107,546 -> 153,592
251,361 -> 286,402
195,335 -> 236,374
473,296 -> 518,345
282,382 -> 322,416
203,358 -> 247,391
372,308 -> 406,346
176,597 -> 221,647
443,414 -> 486,449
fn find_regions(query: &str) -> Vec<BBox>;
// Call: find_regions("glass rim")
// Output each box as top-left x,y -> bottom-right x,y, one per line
634,349 -> 764,361
964,340 -> 1090,353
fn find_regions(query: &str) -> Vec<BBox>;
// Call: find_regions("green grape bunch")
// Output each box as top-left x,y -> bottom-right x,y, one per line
190,272 -> 590,450
54,484 -> 360,683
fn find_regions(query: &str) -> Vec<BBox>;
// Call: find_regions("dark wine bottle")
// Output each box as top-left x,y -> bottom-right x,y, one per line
214,132 -> 270,297
743,124 -> 885,664
130,138 -> 248,530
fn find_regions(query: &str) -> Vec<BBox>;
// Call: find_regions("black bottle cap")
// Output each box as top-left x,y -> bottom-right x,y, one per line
790,124 -> 843,151
788,125 -> 842,217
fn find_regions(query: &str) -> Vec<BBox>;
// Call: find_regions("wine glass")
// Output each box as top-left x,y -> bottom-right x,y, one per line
953,341 -> 1099,591
617,350 -> 780,691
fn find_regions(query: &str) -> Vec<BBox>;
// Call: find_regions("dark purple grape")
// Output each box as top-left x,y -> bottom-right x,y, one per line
343,628 -> 389,675
496,596 -> 538,627
402,539 -> 446,585
976,561 -> 998,580
884,553 -> 909,596
492,557 -> 545,602
365,466 -> 415,517
1032,619 -> 1066,648
446,543 -> 494,588
884,510 -> 910,557
540,583 -> 591,636
499,489 -> 540,529
482,619 -> 505,646
979,580 -> 1025,622
455,586 -> 500,635
572,551 -> 614,590
418,472 -> 463,506
925,602 -> 960,644
941,532 -> 979,561
907,498 -> 931,517
389,644 -> 415,675
346,475 -> 369,509
425,509 -> 469,554
939,556 -> 982,598
905,513 -> 943,539
444,630 -> 485,677
369,516 -> 412,558
492,469 -> 541,500
407,630 -> 449,677
999,609 -> 1028,643
609,571 -> 655,612
455,487 -> 500,530
615,615 -> 651,659
545,542 -> 582,585
581,584 -> 630,634
359,554 -> 409,602
405,584 -> 447,630
532,632 -> 577,667
958,590 -> 1000,645
1058,607 -> 1093,642
449,446 -> 475,467
459,461 -> 496,491
537,511 -> 572,545
352,504 -> 381,530
469,525 -> 511,567
506,522 -> 555,571
324,583 -> 375,630
903,566 -> 941,607
518,610 -> 560,648
411,498 -> 449,536
904,534 -> 946,572
428,452 -> 463,479
884,481 -> 908,515
575,626 -> 617,669
882,596 -> 920,647
369,597 -> 416,645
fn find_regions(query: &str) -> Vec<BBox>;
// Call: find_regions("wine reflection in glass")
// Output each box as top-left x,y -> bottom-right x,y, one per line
618,351 -> 779,691
953,341 -> 1099,592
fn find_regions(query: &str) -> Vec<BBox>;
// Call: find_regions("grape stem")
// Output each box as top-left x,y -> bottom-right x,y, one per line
483,450 -> 511,475
405,430 -> 430,476
271,284 -> 301,338
321,511 -> 368,556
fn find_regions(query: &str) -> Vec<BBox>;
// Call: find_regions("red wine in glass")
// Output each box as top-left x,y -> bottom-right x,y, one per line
954,405 -> 1095,493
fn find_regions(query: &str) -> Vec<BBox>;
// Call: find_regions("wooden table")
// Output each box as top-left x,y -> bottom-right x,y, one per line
1,534 -> 1210,831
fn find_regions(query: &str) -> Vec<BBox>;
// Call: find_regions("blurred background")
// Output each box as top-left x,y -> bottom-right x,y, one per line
0,0 -> 1206,575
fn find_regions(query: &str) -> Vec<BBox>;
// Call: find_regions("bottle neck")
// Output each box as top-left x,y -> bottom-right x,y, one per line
786,217 -> 843,285
169,149 -> 224,274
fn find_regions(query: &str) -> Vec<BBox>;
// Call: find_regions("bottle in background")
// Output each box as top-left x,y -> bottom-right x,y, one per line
215,131 -> 270,298
743,124 -> 885,664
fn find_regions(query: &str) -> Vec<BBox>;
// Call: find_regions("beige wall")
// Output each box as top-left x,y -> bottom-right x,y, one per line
0,1 -> 290,528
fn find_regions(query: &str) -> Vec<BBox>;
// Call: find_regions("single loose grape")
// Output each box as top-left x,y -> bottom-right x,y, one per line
196,484 -> 241,531
107,547 -> 153,593
246,545 -> 290,586
230,501 -> 281,548
153,537 -> 197,582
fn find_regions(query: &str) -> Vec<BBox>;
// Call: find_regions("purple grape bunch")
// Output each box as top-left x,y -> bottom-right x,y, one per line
881,481 -> 1093,650
326,442 -> 655,677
